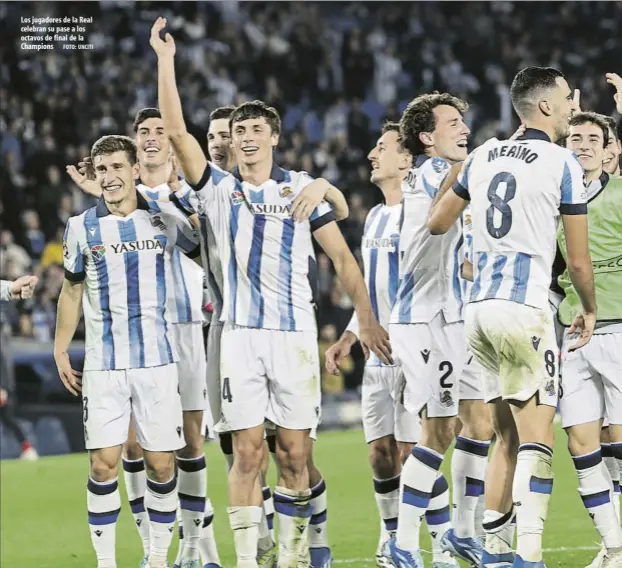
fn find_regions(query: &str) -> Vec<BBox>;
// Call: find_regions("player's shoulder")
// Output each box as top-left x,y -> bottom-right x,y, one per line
66,208 -> 92,232
421,156 -> 451,177
283,168 -> 314,191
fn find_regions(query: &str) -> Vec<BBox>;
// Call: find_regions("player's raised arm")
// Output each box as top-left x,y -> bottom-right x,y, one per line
427,160 -> 468,234
560,155 -> 596,350
314,221 -> 393,365
291,178 -> 349,222
150,17 -> 207,186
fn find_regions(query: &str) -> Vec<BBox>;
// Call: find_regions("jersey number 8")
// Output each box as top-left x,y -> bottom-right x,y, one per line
486,172 -> 516,239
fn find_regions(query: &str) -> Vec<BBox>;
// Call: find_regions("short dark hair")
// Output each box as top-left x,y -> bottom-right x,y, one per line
569,112 -> 609,148
399,93 -> 469,157
381,121 -> 400,135
133,108 -> 161,133
210,105 -> 236,122
510,67 -> 565,120
229,100 -> 281,135
599,114 -> 619,142
91,135 -> 137,165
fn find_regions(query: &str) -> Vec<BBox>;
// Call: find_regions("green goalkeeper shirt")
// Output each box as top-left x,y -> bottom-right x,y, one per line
557,172 -> 622,331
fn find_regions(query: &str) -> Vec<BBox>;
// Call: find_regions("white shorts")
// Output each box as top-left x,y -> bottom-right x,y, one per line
82,364 -> 184,452
361,366 -> 420,444
216,323 -> 321,433
459,351 -> 485,401
389,313 -> 466,418
173,322 -> 209,414
560,332 -> 622,428
206,322 -> 224,434
465,300 -> 559,407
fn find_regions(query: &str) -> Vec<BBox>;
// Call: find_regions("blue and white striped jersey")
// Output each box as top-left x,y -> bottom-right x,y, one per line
137,181 -> 204,324
453,129 -> 587,311
462,204 -> 474,300
390,155 -> 464,324
191,163 -> 336,331
346,203 -> 401,366
63,192 -> 200,371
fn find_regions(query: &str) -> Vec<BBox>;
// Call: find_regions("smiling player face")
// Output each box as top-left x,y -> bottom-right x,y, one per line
603,126 -> 621,175
208,118 -> 235,171
135,117 -> 170,170
93,151 -> 140,206
549,77 -> 578,141
429,105 -> 470,163
230,117 -> 279,168
567,122 -> 606,175
368,130 -> 411,185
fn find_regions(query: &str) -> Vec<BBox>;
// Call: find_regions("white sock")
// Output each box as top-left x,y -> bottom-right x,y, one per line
87,477 -> 121,568
228,505 -> 262,567
177,455 -> 207,560
573,449 -> 622,550
374,474 -> 400,537
605,443 -> 622,524
482,508 -> 515,557
513,443 -> 553,562
199,499 -> 221,567
173,502 -> 184,568
122,458 -> 150,555
397,445 -> 444,552
145,475 -> 178,564
475,493 -> 487,541
425,474 -> 452,560
310,478 -> 329,549
274,485 -> 313,565
452,436 -> 490,538
258,486 -> 275,552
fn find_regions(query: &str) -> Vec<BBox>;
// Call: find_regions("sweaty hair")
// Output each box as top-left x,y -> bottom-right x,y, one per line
229,100 -> 281,135
210,105 -> 236,122
399,93 -> 469,157
133,108 -> 161,133
569,112 -> 610,148
91,135 -> 137,165
510,67 -> 565,120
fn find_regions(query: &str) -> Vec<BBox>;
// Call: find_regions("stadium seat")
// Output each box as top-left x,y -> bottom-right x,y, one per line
34,417 -> 71,456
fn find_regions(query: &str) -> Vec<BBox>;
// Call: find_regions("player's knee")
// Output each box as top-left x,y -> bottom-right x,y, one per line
567,424 -> 602,457
276,442 -> 307,476
368,437 -> 396,474
89,453 -> 119,482
233,433 -> 264,475
462,415 -> 494,441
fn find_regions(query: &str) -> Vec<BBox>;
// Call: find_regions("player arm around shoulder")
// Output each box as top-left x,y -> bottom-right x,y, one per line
560,154 -> 597,351
151,17 -> 207,187
313,222 -> 393,365
291,179 -> 349,222
427,160 -> 468,234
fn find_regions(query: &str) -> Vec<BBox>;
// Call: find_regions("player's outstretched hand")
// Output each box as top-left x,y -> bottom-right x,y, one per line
606,73 -> 622,114
150,17 -> 176,58
55,352 -> 82,396
568,311 -> 596,352
9,275 -> 38,300
573,88 -> 581,113
291,179 -> 331,222
359,319 -> 393,365
67,157 -> 100,197
325,332 -> 356,376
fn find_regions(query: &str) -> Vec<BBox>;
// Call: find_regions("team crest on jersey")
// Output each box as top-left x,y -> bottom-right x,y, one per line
150,215 -> 167,232
431,157 -> 449,174
90,245 -> 106,262
544,379 -> 556,398
280,186 -> 292,198
440,390 -> 454,407
231,190 -> 245,205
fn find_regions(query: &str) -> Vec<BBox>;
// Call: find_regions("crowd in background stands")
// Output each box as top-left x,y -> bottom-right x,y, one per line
2,1 -> 621,392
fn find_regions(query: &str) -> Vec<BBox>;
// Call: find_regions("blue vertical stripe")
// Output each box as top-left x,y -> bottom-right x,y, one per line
119,219 -> 145,368
560,162 -> 573,204
171,249 -> 192,323
278,219 -> 296,331
368,212 -> 391,321
484,254 -> 508,300
510,253 -> 531,304
452,233 -> 464,314
397,272 -> 415,323
470,252 -> 488,302
154,236 -> 173,365
84,210 -> 115,370
364,205 -> 382,234
227,181 -> 243,322
388,233 -> 400,309
247,204 -> 267,328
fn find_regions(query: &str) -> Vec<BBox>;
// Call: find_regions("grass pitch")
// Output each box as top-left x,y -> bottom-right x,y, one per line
1,428 -> 598,567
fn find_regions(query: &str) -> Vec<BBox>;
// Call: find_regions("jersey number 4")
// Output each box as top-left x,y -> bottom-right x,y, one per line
486,172 -> 516,239
222,377 -> 233,403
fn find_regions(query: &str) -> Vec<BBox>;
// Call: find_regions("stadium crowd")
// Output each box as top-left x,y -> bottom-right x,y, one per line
2,1 -> 621,393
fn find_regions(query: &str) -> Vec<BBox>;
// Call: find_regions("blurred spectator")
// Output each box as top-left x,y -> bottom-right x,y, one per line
21,210 -> 46,262
0,231 -> 31,277
39,226 -> 65,271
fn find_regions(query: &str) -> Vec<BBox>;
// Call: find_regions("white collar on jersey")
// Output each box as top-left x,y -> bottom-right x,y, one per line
95,190 -> 150,217
515,128 -> 551,143
230,163 -> 287,183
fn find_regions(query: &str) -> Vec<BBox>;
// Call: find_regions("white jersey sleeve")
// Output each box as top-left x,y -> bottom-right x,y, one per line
0,280 -> 10,301
63,218 -> 86,281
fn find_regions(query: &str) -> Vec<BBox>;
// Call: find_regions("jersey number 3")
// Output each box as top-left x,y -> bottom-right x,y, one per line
486,172 -> 516,239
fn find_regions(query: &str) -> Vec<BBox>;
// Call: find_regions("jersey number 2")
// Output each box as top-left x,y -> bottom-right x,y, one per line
486,172 -> 516,239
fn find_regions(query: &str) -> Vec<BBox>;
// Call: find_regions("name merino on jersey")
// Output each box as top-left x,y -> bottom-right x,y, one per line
390,155 -> 464,325
63,193 -> 200,371
137,181 -> 204,324
453,129 -> 587,311
190,163 -> 336,331
346,203 -> 401,366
